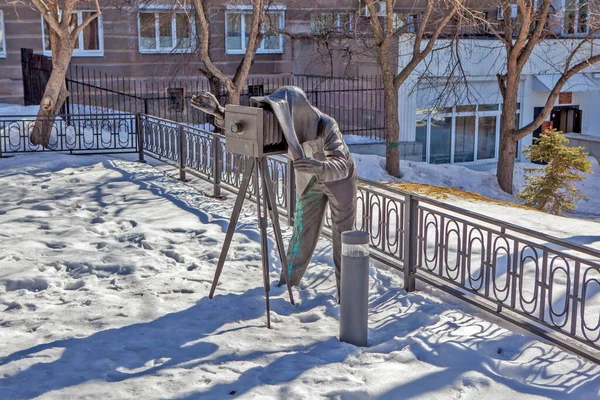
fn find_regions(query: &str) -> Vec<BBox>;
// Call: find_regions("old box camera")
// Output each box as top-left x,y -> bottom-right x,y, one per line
224,105 -> 287,158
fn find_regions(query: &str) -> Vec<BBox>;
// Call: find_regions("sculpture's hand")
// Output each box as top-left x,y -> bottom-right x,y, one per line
191,92 -> 225,120
293,158 -> 325,176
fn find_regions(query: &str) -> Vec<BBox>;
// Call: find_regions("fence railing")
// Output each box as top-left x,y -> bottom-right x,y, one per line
2,112 -> 599,363
20,49 -> 386,140
0,114 -> 138,156
138,114 -> 293,223
136,113 -> 600,363
70,72 -> 386,140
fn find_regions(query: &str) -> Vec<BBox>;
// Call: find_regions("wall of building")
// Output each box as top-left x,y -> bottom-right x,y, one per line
0,0 -> 371,105
398,36 -> 600,165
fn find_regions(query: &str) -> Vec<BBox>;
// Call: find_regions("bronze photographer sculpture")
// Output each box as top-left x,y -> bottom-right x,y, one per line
192,87 -> 357,301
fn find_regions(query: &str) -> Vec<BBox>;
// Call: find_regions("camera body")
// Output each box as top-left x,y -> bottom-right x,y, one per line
224,105 -> 287,158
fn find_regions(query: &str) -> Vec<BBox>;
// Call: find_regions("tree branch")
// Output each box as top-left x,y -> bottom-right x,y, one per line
395,0 -> 460,89
31,0 -> 62,33
516,0 -> 552,71
62,0 -> 76,30
191,0 -> 232,88
233,0 -> 265,90
72,0 -> 101,38
413,0 -> 434,59
366,0 -> 384,45
516,53 -> 600,139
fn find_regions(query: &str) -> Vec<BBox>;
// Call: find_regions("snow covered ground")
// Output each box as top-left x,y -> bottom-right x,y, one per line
1,153 -> 599,399
354,153 -> 600,222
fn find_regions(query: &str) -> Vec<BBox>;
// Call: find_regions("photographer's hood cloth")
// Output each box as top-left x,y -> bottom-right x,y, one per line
251,87 -> 358,293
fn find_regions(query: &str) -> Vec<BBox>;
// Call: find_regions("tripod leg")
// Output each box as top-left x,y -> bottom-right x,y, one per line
209,157 -> 255,299
255,160 -> 271,329
259,160 -> 295,306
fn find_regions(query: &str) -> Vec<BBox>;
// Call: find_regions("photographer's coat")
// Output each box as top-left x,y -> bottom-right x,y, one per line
251,87 -> 357,295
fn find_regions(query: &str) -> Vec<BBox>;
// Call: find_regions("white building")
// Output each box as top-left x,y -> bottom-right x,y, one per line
397,37 -> 600,167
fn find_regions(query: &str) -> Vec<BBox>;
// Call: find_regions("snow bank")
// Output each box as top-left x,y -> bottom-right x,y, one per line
0,153 -> 598,399
343,134 -> 385,145
0,103 -> 39,117
353,153 -> 600,219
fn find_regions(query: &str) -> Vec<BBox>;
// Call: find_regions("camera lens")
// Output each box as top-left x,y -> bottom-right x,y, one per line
230,122 -> 244,134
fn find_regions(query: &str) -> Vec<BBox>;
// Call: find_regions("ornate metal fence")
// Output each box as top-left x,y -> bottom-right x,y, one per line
0,114 -> 137,156
354,181 -> 600,362
138,115 -> 293,222
137,114 -> 600,363
20,50 -> 385,140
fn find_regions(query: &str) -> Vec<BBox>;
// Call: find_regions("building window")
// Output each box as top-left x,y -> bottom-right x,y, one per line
417,104 -> 501,164
460,11 -> 489,36
0,11 -> 6,58
225,8 -> 285,54
415,118 -> 428,162
455,115 -> 476,162
478,116 -> 497,160
138,10 -> 195,54
430,116 -> 453,164
563,0 -> 589,35
392,13 -> 417,33
310,12 -> 353,35
42,11 -> 103,57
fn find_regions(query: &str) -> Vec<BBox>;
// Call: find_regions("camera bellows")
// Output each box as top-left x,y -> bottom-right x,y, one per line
263,110 -> 285,147
223,105 -> 288,158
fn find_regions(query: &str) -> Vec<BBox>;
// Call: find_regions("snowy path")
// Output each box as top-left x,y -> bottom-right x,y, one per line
0,154 -> 599,399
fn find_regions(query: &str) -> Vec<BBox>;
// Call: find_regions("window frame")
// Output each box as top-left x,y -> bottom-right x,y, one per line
418,104 -> 502,165
41,11 -> 104,57
225,6 -> 285,55
0,10 -> 6,58
392,13 -> 418,33
310,12 -> 354,36
137,7 -> 196,54
561,0 -> 590,36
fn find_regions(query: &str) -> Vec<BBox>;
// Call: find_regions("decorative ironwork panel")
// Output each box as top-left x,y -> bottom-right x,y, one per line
140,115 -> 179,162
1,114 -> 136,155
413,202 -> 600,355
182,125 -> 214,179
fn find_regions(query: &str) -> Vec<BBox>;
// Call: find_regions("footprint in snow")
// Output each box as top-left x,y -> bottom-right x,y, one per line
31,204 -> 54,211
161,249 -> 185,263
298,312 -> 322,323
45,242 -> 67,249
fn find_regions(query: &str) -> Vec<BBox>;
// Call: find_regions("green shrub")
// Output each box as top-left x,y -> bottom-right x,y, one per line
518,129 -> 592,215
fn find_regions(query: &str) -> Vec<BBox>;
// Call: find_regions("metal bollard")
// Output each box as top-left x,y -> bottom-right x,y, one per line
339,231 -> 370,347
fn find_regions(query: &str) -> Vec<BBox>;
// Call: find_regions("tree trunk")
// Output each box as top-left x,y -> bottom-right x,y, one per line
30,44 -> 73,148
496,73 -> 520,194
384,84 -> 400,177
207,75 -> 221,101
227,87 -> 241,106
497,129 -> 517,194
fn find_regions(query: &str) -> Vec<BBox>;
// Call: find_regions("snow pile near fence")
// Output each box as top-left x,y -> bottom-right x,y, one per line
0,103 -> 40,117
354,153 -> 600,219
343,134 -> 385,145
0,153 -> 598,399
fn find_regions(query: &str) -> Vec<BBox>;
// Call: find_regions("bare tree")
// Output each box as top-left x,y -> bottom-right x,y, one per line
363,0 -> 461,177
15,0 -> 101,147
191,0 -> 266,105
471,0 -> 600,193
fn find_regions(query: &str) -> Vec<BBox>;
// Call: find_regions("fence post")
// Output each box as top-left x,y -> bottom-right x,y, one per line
286,158 -> 296,226
212,136 -> 221,197
136,113 -> 145,163
178,124 -> 187,181
403,194 -> 417,292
